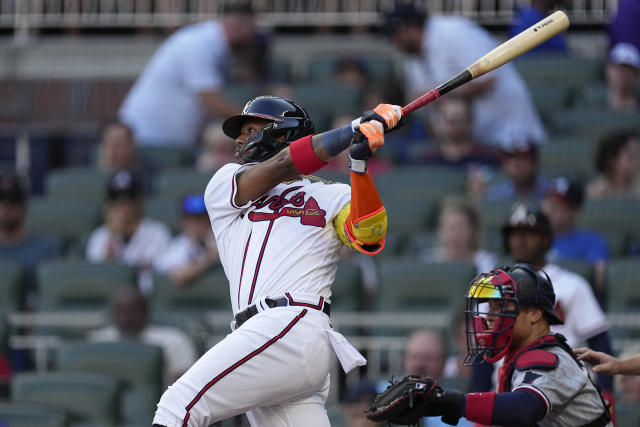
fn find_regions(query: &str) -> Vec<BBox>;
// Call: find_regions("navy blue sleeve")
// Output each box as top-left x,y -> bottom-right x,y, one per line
490,388 -> 547,426
587,331 -> 614,393
471,362 -> 495,392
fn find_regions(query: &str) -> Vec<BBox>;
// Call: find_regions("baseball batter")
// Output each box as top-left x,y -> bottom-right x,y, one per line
367,264 -> 613,426
152,96 -> 403,426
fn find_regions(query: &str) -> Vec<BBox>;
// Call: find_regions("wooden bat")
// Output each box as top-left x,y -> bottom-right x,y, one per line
402,10 -> 570,115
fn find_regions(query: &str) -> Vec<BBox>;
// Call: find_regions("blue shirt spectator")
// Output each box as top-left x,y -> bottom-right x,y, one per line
549,230 -> 609,264
509,5 -> 568,55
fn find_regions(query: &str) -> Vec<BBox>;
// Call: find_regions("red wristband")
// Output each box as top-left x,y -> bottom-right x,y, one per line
465,392 -> 495,426
289,135 -> 327,175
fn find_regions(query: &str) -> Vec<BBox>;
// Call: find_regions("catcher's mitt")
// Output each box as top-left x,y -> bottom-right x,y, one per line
365,375 -> 443,425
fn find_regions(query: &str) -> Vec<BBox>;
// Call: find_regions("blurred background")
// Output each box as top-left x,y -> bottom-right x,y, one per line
0,0 -> 640,426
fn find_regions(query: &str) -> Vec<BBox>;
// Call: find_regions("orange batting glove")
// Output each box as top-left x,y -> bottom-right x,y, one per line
360,104 -> 405,132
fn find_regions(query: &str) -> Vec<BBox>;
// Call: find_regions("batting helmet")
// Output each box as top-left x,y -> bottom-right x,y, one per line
463,263 -> 563,365
501,203 -> 553,253
222,96 -> 315,163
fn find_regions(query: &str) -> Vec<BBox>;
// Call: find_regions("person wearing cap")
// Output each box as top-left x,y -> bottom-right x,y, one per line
86,169 -> 171,293
587,130 -> 640,200
153,193 -> 220,286
0,172 -> 60,307
477,142 -> 550,202
605,42 -> 640,112
118,1 -> 264,147
385,3 -> 546,149
469,204 -> 615,407
541,176 -> 609,300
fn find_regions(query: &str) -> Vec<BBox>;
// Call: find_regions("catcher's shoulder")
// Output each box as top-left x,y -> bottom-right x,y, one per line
515,349 -> 559,371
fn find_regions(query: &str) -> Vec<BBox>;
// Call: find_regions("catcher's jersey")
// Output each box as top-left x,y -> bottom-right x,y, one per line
510,346 -> 612,427
205,163 -> 351,315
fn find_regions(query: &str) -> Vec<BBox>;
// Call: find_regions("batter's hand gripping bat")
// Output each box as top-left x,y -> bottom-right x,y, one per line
402,10 -> 570,115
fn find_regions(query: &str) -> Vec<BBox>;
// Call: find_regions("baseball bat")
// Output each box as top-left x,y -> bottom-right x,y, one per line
402,10 -> 570,115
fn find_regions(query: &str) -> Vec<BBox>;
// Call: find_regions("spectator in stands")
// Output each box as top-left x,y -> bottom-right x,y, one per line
587,130 -> 640,199
119,1 -> 261,147
86,169 -> 171,294
471,142 -> 550,203
0,172 -> 60,307
403,329 -> 472,426
196,121 -> 237,173
420,97 -> 501,169
154,194 -> 220,287
386,3 -> 546,149
88,287 -> 197,387
96,120 -> 154,193
605,43 -> 640,112
508,0 -> 568,55
609,0 -> 640,56
342,379 -> 382,427
333,56 -> 371,89
420,195 -> 497,274
473,205 -> 614,404
541,176 -> 609,300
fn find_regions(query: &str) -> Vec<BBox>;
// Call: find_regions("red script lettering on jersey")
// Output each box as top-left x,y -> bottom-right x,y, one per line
249,189 -> 327,227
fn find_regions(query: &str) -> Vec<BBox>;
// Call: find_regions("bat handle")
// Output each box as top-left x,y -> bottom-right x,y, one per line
402,89 -> 441,115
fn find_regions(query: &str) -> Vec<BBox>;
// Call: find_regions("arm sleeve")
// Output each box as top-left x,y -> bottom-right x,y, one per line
490,389 -> 548,425
471,362 -> 495,392
587,331 -> 614,393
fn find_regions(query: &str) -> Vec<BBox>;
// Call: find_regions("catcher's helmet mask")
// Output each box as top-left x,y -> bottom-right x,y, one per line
222,96 -> 315,163
464,263 -> 563,365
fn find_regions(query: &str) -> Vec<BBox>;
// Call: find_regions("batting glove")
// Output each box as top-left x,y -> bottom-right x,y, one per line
349,120 -> 384,173
358,104 -> 405,132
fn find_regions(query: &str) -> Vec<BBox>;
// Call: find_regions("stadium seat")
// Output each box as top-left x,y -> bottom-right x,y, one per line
384,200 -> 434,238
606,258 -> 640,313
137,145 -> 191,170
330,261 -> 363,312
36,258 -> 136,311
549,108 -> 640,137
526,82 -> 573,117
145,194 -> 182,232
514,55 -> 602,88
57,342 -> 163,426
305,54 -> 395,83
44,167 -> 109,200
375,166 -> 467,205
376,258 -> 476,311
600,230 -> 628,258
0,401 -> 67,427
26,196 -> 101,250
551,259 -> 593,284
477,199 -> 514,233
152,267 -> 231,313
0,311 -> 9,358
576,83 -> 640,109
539,137 -> 597,180
292,83 -> 362,131
223,84 -> 259,106
579,199 -> 640,236
155,168 -> 212,200
11,372 -> 120,426
0,259 -> 24,311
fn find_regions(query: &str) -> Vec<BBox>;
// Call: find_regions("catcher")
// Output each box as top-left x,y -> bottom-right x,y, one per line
367,264 -> 613,426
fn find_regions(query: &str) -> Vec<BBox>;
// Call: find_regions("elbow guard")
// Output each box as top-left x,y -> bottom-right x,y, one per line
333,202 -> 386,255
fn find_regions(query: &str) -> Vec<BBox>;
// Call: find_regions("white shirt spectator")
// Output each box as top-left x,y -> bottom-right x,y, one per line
88,325 -> 198,386
153,231 -> 218,274
543,263 -> 610,346
404,16 -> 546,149
86,218 -> 172,269
119,21 -> 229,146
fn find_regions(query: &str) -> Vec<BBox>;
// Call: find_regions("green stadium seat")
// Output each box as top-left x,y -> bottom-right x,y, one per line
477,199 -> 514,232
306,55 -> 395,83
514,55 -> 602,88
292,83 -> 362,131
36,258 -> 136,311
155,168 -> 212,200
330,261 -> 363,312
45,167 -> 109,201
0,259 -> 24,311
576,83 -> 640,109
26,196 -> 100,249
145,195 -> 182,232
384,200 -> 434,238
11,372 -> 120,426
137,146 -> 190,169
600,230 -> 628,258
526,82 -> 573,117
549,108 -> 640,137
57,342 -> 163,426
152,267 -> 231,313
539,138 -> 597,180
606,258 -> 640,312
0,311 -> 9,358
616,402 -> 640,427
375,166 -> 467,204
551,259 -> 593,284
269,57 -> 292,82
579,199 -> 640,236
223,84 -> 259,105
0,401 -> 67,427
376,258 -> 476,311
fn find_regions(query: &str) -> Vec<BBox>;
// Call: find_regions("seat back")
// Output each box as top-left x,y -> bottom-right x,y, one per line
0,259 -> 24,311
0,401 -> 67,427
45,167 -> 109,201
11,372 -> 119,426
606,259 -> 640,313
153,267 -> 231,313
57,341 -> 163,426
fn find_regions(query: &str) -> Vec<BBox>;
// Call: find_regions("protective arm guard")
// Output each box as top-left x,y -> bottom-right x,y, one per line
333,171 -> 386,255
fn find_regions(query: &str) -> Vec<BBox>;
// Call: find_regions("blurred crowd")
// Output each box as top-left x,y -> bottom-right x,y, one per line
1,0 -> 640,425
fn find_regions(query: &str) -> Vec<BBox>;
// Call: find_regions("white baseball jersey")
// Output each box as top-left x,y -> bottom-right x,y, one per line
154,162 -> 365,427
204,163 -> 351,315
543,263 -> 610,346
510,345 -> 612,427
